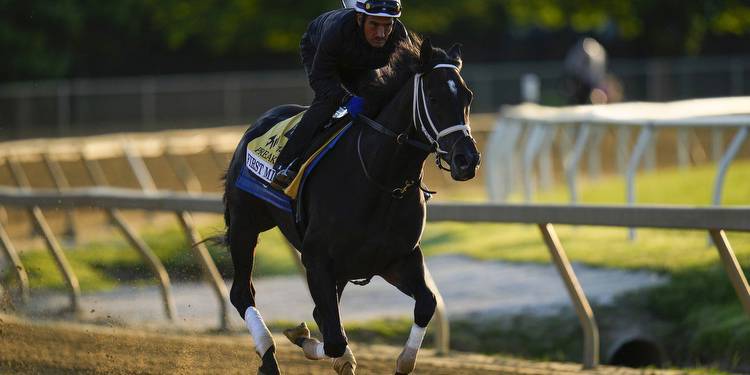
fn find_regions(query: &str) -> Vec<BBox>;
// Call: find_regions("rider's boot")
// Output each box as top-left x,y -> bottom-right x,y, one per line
270,158 -> 299,191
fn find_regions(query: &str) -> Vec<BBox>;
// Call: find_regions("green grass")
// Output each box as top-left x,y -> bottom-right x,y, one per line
533,160 -> 750,206
9,225 -> 297,292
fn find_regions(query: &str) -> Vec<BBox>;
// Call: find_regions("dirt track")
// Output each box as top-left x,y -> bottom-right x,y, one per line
0,314 -> 691,375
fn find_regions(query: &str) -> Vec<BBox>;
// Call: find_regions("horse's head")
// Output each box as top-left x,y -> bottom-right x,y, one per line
413,39 -> 480,181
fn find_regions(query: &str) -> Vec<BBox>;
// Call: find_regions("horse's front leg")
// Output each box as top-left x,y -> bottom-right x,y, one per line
285,256 -> 356,374
381,246 -> 436,375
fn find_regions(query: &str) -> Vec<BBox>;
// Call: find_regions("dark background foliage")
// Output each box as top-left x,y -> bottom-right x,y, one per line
2,0 -> 749,81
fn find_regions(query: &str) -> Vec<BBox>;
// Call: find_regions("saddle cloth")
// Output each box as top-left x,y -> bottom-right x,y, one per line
236,110 -> 352,213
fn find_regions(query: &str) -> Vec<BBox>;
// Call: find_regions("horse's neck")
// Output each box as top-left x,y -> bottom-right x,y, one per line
366,76 -> 428,183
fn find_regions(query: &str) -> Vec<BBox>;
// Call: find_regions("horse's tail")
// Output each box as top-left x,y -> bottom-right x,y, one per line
216,137 -> 244,249
216,166 -> 233,250
191,186 -> 230,250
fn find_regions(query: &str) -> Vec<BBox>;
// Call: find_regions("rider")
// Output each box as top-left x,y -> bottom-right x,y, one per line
270,0 -> 409,190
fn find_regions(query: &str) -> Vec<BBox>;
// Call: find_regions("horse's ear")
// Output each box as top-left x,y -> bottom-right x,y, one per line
448,43 -> 463,60
420,38 -> 433,65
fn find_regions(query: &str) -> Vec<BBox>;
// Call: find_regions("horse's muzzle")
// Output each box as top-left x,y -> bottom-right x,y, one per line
450,137 -> 481,181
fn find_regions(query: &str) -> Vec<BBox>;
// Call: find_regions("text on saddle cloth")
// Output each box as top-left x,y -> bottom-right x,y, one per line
245,110 -> 305,184
244,109 -> 352,199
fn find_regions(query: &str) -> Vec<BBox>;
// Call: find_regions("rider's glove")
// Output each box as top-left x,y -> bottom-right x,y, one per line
345,96 -> 365,118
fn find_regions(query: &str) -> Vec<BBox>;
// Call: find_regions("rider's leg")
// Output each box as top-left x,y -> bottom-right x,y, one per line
271,93 -> 340,189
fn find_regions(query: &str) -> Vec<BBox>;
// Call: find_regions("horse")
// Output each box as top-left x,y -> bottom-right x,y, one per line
221,34 -> 480,375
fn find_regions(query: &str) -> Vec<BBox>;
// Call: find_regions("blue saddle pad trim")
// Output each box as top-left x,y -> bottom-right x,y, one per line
234,122 -> 352,213
236,167 -> 292,212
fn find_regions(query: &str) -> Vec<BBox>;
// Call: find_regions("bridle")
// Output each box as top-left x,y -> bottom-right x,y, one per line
356,63 -> 473,198
412,64 -> 472,155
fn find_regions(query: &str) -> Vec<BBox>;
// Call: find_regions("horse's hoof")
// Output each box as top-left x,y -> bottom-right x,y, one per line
283,322 -> 310,347
257,345 -> 280,375
332,347 -> 357,375
394,347 -> 418,374
337,363 -> 355,375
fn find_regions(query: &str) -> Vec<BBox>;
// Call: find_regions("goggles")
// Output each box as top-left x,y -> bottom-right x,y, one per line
356,1 -> 401,16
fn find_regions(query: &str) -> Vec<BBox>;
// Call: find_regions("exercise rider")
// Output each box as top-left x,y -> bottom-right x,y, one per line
270,0 -> 408,190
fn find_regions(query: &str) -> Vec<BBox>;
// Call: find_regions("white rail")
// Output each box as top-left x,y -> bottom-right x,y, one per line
487,97 -> 750,240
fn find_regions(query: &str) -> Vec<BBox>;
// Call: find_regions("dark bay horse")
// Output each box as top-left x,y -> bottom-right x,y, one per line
222,35 -> 480,375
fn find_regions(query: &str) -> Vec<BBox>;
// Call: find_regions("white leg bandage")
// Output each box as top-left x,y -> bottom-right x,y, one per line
302,338 -> 327,360
406,323 -> 427,349
396,324 -> 426,374
245,307 -> 274,356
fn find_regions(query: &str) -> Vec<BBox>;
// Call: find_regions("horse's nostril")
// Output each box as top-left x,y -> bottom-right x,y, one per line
454,154 -> 469,170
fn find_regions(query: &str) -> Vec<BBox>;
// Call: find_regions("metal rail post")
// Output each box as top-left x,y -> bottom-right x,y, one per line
208,145 -> 228,173
81,155 -> 177,321
177,211 -> 231,331
538,127 -> 556,190
565,124 -> 591,205
165,152 -> 202,194
41,154 -> 77,244
587,127 -> 606,180
6,158 -> 81,313
486,119 -> 523,202
709,230 -> 750,316
615,126 -> 630,175
122,141 -> 158,192
712,127 -> 748,207
521,124 -> 546,202
122,141 -> 158,224
711,129 -> 725,162
484,121 -> 506,202
0,221 -> 29,304
538,223 -> 599,369
626,125 -> 655,240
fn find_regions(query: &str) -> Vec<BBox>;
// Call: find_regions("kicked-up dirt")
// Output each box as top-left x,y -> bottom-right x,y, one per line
0,313 -> 691,375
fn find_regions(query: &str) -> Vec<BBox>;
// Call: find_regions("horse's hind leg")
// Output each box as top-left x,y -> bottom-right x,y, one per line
228,212 -> 279,374
381,246 -> 437,375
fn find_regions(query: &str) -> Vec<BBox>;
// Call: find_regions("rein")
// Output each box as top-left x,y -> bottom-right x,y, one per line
356,63 -> 470,199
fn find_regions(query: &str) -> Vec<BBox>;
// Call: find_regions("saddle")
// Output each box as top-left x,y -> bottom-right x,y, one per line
236,109 -> 352,214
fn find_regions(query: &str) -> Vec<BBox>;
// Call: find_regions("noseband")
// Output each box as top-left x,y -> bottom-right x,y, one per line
356,63 -> 472,198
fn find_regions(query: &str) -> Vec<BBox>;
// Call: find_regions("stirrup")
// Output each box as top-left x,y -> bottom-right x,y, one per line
270,171 -> 296,190
269,161 -> 298,191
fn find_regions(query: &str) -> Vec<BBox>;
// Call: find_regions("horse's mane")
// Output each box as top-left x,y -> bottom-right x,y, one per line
360,32 -> 462,117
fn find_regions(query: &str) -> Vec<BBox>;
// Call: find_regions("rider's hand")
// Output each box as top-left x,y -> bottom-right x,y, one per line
345,96 -> 365,118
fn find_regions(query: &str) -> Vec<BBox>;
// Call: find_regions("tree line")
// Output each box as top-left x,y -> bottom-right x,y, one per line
2,0 -> 749,82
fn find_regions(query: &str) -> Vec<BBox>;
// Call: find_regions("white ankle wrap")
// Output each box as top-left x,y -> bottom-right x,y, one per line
406,323 -> 426,350
245,307 -> 274,356
303,339 -> 327,360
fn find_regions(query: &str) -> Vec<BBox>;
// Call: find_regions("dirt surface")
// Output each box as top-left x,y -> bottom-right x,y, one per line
0,313 -> 690,375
